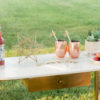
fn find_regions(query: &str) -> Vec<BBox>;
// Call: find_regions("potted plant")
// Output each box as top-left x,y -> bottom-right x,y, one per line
85,30 -> 100,54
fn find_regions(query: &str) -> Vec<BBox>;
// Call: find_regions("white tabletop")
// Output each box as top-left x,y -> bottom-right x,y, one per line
0,52 -> 100,80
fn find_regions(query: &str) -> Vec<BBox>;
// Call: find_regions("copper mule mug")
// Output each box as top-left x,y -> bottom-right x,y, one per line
68,41 -> 80,58
55,40 -> 67,58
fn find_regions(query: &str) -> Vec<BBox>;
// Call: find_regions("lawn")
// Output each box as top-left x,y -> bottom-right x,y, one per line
0,0 -> 100,50
0,0 -> 100,99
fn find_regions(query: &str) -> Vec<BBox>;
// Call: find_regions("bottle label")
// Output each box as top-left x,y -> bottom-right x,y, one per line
0,45 -> 4,61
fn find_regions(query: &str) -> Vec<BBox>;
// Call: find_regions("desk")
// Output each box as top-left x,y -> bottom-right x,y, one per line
0,52 -> 99,100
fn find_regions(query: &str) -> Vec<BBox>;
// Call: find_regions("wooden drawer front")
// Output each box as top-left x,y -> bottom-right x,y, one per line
22,72 -> 91,92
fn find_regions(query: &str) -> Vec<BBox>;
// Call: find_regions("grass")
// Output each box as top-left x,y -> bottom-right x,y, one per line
0,0 -> 100,50
0,0 -> 100,99
0,74 -> 97,100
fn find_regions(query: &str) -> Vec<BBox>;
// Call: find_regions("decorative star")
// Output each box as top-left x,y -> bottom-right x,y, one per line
14,33 -> 42,64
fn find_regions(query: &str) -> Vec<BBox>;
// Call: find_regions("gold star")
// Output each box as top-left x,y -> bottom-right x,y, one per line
14,33 -> 42,64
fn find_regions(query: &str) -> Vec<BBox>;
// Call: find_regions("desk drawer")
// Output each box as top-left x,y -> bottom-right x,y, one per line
22,72 -> 91,92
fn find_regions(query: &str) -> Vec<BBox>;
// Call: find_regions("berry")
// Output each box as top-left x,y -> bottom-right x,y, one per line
93,53 -> 96,56
93,57 -> 100,61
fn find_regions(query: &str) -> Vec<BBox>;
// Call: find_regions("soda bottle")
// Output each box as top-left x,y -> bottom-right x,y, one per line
0,26 -> 5,66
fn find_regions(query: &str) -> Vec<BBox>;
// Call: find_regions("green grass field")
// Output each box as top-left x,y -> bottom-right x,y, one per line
0,0 -> 100,99
0,0 -> 100,50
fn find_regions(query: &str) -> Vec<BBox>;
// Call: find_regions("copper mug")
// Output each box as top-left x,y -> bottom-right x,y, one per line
68,41 -> 80,58
55,40 -> 67,58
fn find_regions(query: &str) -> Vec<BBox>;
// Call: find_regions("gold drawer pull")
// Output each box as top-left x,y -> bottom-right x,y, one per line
58,80 -> 63,84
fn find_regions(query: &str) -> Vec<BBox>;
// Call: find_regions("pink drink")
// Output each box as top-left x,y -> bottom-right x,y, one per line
55,40 -> 67,58
68,41 -> 80,58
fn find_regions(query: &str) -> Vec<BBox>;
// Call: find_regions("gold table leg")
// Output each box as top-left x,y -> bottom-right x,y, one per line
94,71 -> 99,100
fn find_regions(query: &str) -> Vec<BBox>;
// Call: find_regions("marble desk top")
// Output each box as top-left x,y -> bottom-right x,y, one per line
0,52 -> 100,80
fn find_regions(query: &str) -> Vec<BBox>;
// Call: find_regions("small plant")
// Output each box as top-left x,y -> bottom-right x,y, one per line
86,30 -> 100,42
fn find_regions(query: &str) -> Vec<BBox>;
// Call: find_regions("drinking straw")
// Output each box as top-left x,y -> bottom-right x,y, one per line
51,30 -> 58,41
65,31 -> 71,42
